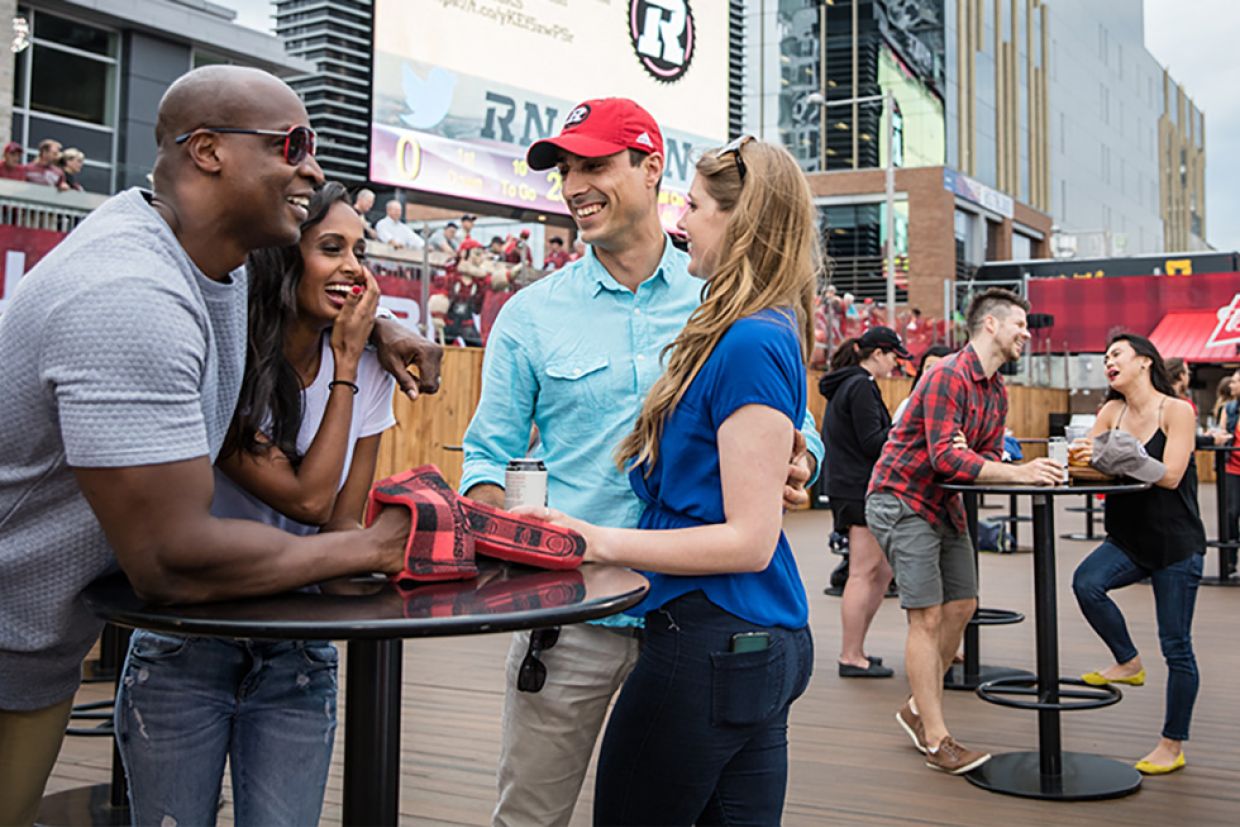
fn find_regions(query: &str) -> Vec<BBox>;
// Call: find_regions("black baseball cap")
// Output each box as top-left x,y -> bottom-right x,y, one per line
859,326 -> 911,359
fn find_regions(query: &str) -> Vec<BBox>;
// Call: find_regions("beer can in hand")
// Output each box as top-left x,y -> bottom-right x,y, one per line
504,458 -> 548,510
1048,437 -> 1069,483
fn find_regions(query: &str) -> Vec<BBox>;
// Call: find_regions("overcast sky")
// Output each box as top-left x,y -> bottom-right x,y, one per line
220,0 -> 273,33
217,1 -> 1236,252
1143,0 -> 1240,252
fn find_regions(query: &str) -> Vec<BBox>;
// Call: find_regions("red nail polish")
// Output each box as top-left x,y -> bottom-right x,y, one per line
351,285 -> 363,295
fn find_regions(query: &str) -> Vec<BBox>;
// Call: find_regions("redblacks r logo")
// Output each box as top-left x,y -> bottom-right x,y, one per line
564,104 -> 591,127
629,0 -> 695,83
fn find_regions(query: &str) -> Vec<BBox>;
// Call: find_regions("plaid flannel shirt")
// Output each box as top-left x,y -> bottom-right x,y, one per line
868,344 -> 1007,533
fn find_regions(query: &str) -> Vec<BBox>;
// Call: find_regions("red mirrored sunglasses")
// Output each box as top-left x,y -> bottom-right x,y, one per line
174,125 -> 316,166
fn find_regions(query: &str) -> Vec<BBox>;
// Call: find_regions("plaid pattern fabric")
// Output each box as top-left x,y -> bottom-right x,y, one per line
367,466 -> 586,587
367,471 -> 478,585
868,345 -> 1007,533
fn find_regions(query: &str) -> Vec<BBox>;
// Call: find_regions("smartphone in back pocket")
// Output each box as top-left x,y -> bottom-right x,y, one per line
730,631 -> 771,653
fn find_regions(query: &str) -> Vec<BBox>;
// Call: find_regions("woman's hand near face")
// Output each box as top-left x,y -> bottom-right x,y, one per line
330,267 -> 380,378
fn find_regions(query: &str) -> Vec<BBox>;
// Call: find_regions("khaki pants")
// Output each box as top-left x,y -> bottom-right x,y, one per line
0,698 -> 74,827
492,623 -> 641,827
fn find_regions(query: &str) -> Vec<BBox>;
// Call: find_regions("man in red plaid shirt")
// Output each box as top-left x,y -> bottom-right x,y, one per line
866,287 -> 1062,775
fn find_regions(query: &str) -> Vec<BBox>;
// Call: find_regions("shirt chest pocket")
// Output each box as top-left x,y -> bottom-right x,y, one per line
544,356 -> 617,410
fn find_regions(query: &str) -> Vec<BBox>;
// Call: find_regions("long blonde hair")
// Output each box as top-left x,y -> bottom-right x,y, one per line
616,139 -> 821,473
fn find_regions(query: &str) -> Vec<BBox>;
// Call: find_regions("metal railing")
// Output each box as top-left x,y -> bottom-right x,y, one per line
0,179 -> 108,232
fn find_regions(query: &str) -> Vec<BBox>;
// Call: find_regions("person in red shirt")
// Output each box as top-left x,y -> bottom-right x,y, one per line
543,236 -> 571,270
24,138 -> 68,190
867,287 -> 1061,775
0,142 -> 26,181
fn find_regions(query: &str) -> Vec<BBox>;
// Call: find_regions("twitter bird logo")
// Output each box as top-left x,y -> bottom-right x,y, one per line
400,64 -> 456,130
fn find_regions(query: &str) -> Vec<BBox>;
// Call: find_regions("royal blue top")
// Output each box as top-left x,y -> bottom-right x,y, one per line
626,308 -> 810,629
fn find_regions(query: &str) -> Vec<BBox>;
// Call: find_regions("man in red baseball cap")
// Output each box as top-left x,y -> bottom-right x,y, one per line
526,97 -> 664,170
461,98 -> 822,826
0,141 -> 27,181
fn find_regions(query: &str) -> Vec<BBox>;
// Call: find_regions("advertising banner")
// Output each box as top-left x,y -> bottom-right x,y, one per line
370,0 -> 729,228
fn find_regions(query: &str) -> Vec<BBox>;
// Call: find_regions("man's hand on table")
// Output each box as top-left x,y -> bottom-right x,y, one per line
1011,457 -> 1065,486
371,318 -> 444,400
368,505 -> 415,576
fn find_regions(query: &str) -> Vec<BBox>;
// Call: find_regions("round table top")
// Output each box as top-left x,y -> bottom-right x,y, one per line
83,561 -> 648,641
942,480 -> 1151,497
1198,442 -> 1239,452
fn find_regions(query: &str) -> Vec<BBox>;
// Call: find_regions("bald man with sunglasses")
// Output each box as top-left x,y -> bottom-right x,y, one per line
0,66 -> 441,826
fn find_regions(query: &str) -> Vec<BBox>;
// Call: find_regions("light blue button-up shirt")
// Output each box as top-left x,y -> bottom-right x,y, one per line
460,237 -> 823,624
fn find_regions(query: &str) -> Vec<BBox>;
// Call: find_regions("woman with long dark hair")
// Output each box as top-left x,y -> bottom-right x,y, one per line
1070,333 -> 1205,776
820,327 -> 908,677
116,182 -> 397,825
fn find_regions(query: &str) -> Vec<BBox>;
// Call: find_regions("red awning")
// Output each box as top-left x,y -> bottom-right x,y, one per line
1149,310 -> 1240,364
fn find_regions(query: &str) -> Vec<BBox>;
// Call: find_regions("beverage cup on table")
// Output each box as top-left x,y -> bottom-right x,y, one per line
1047,437 -> 1070,483
504,458 -> 548,510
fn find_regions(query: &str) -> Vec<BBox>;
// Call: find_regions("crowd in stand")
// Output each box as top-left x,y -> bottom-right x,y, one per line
354,190 -> 588,348
0,138 -> 86,191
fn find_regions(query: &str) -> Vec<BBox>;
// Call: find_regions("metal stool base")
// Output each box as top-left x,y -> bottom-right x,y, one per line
965,751 -> 1141,801
944,663 -> 1033,692
37,784 -> 130,827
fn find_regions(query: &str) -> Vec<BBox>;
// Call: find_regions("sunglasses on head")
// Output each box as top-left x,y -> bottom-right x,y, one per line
174,125 -> 317,166
716,135 -> 755,183
516,626 -> 561,693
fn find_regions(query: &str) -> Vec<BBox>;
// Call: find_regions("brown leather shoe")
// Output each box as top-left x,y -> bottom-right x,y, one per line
896,700 -> 927,754
925,736 -> 991,775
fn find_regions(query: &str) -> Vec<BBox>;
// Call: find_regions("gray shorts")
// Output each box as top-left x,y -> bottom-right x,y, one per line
865,492 -> 978,610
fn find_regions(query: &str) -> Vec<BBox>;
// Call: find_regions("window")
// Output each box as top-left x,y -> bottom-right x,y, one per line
11,8 -> 119,190
29,46 -> 115,125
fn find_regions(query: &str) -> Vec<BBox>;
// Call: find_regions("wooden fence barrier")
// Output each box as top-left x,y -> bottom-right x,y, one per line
376,350 -> 1093,490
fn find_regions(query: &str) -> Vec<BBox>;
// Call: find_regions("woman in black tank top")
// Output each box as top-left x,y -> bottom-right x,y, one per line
1070,334 -> 1205,776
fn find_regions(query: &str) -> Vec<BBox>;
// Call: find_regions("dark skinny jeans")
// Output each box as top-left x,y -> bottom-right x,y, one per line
1072,540 -> 1202,741
593,591 -> 813,826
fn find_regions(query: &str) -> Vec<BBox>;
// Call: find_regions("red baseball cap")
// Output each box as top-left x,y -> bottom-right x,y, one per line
527,98 -> 663,171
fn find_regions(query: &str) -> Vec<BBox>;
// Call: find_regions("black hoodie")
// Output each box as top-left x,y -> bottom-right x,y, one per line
819,365 -> 892,501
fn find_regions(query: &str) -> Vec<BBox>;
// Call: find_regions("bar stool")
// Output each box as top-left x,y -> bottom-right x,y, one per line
1061,493 -> 1104,542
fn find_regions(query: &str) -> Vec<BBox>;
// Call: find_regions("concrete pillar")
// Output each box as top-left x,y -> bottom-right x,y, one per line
0,1 -> 18,146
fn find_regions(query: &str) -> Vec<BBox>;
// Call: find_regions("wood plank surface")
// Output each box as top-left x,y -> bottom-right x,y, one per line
45,486 -> 1240,826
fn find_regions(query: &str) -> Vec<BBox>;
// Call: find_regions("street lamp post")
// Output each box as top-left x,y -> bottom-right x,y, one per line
804,90 -> 897,325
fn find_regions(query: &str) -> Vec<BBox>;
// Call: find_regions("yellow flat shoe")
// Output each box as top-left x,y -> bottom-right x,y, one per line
1135,753 -> 1185,775
1081,669 -> 1145,686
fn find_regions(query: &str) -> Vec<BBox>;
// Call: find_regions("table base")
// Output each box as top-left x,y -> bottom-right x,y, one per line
1200,575 -> 1240,587
37,784 -> 130,827
943,663 -> 1033,692
966,751 -> 1141,800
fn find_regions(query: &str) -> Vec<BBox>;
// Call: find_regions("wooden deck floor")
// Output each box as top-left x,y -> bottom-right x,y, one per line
44,486 -> 1240,826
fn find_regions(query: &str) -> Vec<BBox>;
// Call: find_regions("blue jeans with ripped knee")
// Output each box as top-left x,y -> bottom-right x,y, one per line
115,631 -> 338,827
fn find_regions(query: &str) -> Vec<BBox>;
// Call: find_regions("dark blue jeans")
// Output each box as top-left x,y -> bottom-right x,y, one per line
1072,541 -> 1202,741
593,591 -> 813,826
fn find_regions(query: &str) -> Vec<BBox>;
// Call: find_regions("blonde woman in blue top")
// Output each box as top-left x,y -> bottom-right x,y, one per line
526,138 -> 818,826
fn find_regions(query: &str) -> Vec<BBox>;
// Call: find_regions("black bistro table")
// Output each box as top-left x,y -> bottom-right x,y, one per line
943,480 -> 1150,801
1198,443 -> 1239,586
82,561 -> 648,827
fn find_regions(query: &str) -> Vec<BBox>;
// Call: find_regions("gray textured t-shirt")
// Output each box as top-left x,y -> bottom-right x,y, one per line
0,188 -> 247,710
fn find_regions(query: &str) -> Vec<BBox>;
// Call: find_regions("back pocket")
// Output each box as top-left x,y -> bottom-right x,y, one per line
709,638 -> 786,728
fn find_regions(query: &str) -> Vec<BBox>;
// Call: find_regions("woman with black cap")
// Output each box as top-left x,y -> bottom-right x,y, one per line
820,326 -> 910,677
